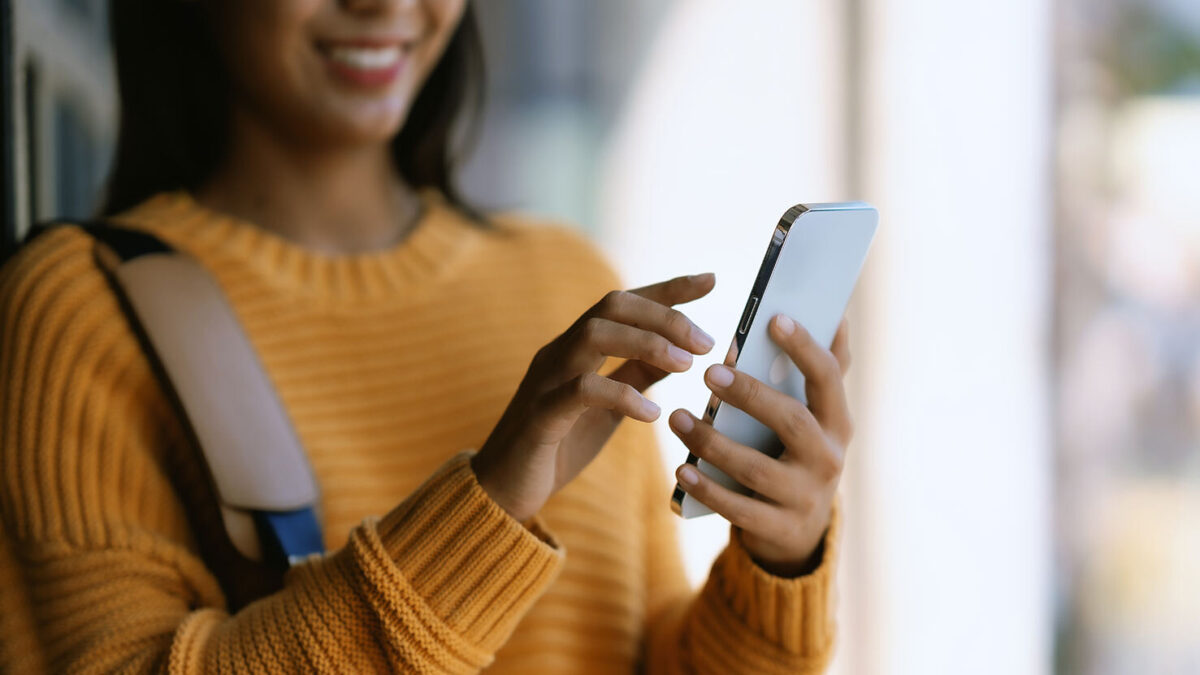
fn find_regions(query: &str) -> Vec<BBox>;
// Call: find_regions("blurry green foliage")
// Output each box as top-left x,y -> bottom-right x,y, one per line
1103,4 -> 1200,95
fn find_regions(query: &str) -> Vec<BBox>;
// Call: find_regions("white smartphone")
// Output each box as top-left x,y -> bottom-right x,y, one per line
671,202 -> 878,518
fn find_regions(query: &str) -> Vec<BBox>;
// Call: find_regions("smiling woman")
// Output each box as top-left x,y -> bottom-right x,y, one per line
103,0 -> 482,231
0,1 -> 849,673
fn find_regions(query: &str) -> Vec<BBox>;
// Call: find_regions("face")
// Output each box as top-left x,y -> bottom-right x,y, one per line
207,0 -> 468,150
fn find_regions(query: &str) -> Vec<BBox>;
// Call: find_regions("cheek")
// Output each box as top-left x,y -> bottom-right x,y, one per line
219,0 -> 320,73
428,0 -> 469,33
412,0 -> 469,79
216,5 -> 317,103
215,0 -> 343,133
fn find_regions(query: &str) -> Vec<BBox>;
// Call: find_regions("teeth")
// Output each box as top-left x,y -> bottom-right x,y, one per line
327,46 -> 401,70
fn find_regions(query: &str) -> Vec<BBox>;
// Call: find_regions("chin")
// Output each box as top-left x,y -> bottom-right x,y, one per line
321,100 -> 411,147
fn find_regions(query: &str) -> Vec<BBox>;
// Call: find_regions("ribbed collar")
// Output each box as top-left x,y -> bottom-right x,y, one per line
112,188 -> 485,303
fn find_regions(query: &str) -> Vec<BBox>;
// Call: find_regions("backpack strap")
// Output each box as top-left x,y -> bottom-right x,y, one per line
48,221 -> 325,570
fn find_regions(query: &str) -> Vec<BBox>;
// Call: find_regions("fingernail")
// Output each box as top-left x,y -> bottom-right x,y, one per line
775,314 -> 796,335
691,326 -> 715,352
689,272 -> 715,283
641,397 -> 661,419
707,365 -> 734,387
678,465 -> 700,486
670,409 -> 694,433
668,344 -> 693,367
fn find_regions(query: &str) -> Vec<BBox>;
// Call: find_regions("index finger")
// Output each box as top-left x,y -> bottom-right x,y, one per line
628,273 -> 716,307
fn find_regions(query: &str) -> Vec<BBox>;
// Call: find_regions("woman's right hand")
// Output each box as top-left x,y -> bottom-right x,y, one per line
471,273 -> 716,522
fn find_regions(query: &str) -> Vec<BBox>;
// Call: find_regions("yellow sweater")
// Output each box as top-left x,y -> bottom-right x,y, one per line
0,190 -> 836,674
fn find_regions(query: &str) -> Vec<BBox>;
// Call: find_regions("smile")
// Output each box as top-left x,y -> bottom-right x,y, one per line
318,42 -> 409,87
326,46 -> 402,70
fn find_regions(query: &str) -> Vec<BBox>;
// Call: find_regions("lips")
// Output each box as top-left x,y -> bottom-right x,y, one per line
318,41 -> 409,88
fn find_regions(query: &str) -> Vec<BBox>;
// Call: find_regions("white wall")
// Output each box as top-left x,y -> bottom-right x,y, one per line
851,0 -> 1054,672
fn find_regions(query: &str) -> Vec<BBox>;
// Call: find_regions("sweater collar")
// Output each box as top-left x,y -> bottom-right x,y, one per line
113,188 -> 484,303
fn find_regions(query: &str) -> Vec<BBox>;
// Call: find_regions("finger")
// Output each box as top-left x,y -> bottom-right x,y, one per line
768,315 -> 852,442
628,272 -> 716,307
539,372 -> 660,434
702,364 -> 826,458
572,317 -> 694,374
669,409 -> 795,505
675,461 -> 782,533
830,317 -> 851,375
591,288 -> 715,355
607,358 -> 668,393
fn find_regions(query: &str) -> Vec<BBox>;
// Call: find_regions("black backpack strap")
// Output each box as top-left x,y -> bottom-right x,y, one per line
34,219 -> 324,572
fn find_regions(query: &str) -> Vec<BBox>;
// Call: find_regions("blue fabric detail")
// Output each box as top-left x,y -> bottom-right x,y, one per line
256,508 -> 324,568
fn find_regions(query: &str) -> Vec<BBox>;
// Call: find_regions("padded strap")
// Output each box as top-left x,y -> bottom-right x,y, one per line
76,222 -> 324,570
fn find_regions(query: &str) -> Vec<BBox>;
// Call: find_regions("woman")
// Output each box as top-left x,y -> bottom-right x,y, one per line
0,1 -> 853,672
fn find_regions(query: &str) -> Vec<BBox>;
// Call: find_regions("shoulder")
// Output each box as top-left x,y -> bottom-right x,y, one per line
0,225 -> 108,335
0,225 -> 186,546
0,223 -> 152,411
0,222 -> 171,453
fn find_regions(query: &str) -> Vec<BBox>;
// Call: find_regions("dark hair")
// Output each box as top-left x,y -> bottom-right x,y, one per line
101,1 -> 485,218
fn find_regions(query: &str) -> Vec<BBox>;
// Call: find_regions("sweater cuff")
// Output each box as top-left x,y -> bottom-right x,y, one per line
372,451 -> 565,653
700,503 -> 839,662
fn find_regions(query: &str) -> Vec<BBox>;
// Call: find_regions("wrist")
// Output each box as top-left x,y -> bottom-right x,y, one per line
739,523 -> 829,579
748,533 -> 826,578
469,452 -> 536,523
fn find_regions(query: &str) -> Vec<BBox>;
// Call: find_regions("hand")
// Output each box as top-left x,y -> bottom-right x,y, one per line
472,274 -> 717,522
669,315 -> 853,576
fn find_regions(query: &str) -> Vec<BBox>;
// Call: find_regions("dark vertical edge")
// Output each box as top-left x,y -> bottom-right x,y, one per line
22,57 -> 36,229
0,0 -> 15,260
840,0 -> 870,674
843,0 -> 863,202
1048,0 -> 1069,671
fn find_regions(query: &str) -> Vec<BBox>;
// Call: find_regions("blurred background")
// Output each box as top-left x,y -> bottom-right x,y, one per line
2,0 -> 1198,673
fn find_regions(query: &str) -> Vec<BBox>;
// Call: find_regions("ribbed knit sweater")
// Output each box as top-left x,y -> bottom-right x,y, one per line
0,190 -> 837,674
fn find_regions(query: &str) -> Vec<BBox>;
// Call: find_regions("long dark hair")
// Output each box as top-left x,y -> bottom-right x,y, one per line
102,1 -> 485,218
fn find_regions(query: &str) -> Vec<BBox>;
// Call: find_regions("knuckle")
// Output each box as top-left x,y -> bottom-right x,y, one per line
580,317 -> 605,343
817,352 -> 841,381
690,424 -> 717,458
646,331 -> 671,356
664,308 -> 690,335
815,450 -> 843,484
573,372 -> 597,398
725,501 -> 752,529
620,383 -> 642,409
743,376 -> 763,407
742,457 -> 770,491
794,494 -> 816,517
784,406 -> 815,442
599,290 -> 625,314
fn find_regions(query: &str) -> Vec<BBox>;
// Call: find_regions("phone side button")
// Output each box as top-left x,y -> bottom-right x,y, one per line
738,296 -> 759,335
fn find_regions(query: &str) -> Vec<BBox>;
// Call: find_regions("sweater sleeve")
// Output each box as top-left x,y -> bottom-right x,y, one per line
0,229 -> 564,674
633,421 -> 839,674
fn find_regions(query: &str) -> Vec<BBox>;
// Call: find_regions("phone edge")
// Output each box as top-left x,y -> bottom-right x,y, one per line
671,204 -> 809,517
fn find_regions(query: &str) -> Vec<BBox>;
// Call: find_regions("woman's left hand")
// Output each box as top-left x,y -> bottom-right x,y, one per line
669,314 -> 853,577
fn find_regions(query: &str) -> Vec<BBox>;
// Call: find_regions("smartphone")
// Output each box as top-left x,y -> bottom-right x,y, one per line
671,202 -> 878,518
